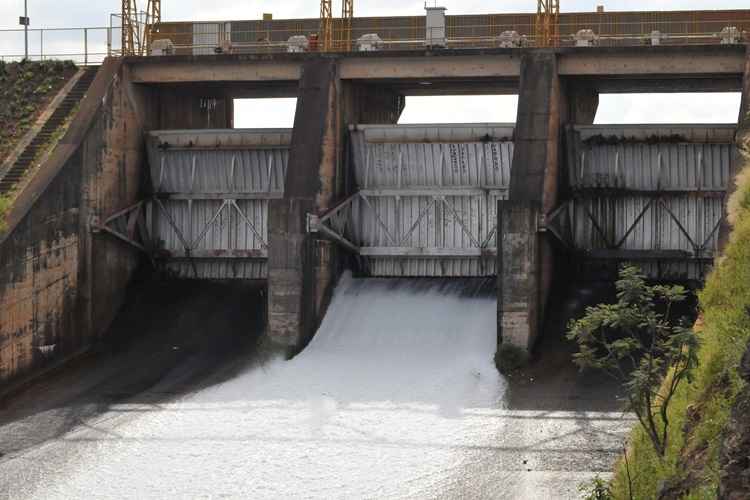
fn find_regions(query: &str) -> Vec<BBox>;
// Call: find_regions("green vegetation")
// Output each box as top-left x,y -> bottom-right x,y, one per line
0,194 -> 10,233
567,265 -> 698,458
0,62 -> 81,228
579,475 -> 615,500
608,152 -> 750,499
0,60 -> 76,163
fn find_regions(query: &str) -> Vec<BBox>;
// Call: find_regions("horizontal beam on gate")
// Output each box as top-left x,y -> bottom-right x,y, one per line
581,249 -> 709,261
587,76 -> 743,94
158,192 -> 284,200
360,188 -> 508,197
359,247 -> 497,257
570,189 -> 726,198
159,249 -> 268,258
370,77 -> 519,96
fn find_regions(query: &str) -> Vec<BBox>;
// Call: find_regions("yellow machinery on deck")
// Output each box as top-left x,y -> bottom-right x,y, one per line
536,0 -> 560,47
320,0 -> 354,52
121,0 -> 161,56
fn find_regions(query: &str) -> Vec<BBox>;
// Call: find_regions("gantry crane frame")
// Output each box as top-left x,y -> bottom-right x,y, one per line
121,0 -> 138,56
535,0 -> 560,48
121,0 -> 161,56
341,0 -> 354,51
145,0 -> 162,54
320,0 -> 334,51
320,0 -> 353,52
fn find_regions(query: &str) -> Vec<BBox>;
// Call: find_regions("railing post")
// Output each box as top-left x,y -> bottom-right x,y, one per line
23,0 -> 28,60
40,29 -> 43,60
84,28 -> 88,65
107,27 -> 112,57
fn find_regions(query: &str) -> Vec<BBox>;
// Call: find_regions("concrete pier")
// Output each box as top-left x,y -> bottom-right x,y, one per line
267,61 -> 339,350
498,51 -> 599,353
267,61 -> 404,351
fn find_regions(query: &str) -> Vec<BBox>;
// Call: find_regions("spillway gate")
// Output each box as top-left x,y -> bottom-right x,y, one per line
548,124 -> 734,280
309,124 -> 514,277
94,123 -> 733,282
95,129 -> 290,279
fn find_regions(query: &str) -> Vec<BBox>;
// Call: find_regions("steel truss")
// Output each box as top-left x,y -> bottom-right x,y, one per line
547,151 -> 725,270
93,195 -> 269,278
320,0 -> 334,52
536,0 -> 560,48
121,0 -> 161,56
92,200 -> 150,253
308,189 -> 501,258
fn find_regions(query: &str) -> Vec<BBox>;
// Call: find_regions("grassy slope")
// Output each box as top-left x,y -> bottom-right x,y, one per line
0,60 -> 77,231
0,60 -> 77,164
611,155 -> 750,499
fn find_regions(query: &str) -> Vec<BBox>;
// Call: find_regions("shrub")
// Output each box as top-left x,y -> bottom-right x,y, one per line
579,475 -> 614,500
567,265 -> 699,458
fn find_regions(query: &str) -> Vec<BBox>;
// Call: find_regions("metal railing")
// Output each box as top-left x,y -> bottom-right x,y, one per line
0,26 -> 123,65
0,16 -> 747,63
150,18 -> 750,55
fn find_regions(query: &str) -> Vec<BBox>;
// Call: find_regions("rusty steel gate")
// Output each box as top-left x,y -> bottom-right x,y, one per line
548,124 -> 734,280
310,124 -> 514,277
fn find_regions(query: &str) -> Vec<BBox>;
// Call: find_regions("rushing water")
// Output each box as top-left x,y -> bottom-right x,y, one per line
2,275 -> 631,499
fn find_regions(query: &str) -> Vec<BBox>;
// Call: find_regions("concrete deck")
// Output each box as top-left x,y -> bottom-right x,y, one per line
127,45 -> 747,94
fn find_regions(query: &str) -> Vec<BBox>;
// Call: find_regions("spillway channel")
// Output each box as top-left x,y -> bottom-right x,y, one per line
0,276 -> 633,499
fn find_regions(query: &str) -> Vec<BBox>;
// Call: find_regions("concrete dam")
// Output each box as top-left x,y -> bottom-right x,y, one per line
1,8 -> 749,498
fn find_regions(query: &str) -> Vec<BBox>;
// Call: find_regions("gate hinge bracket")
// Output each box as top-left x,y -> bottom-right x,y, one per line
89,215 -> 101,233
307,213 -> 320,233
537,213 -> 547,232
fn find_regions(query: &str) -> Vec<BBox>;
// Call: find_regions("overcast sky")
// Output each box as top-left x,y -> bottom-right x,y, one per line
1,0 -> 744,126
3,0 -> 750,26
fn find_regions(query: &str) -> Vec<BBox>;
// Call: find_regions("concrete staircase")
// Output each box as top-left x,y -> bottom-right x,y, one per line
0,66 -> 99,196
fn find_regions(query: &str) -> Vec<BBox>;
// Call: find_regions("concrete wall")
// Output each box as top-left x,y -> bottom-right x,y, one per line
157,86 -> 232,129
0,60 -> 152,387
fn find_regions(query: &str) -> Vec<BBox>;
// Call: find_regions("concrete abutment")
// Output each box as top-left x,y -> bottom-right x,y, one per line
0,60 -> 155,388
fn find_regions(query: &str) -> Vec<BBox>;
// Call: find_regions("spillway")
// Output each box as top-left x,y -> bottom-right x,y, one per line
0,276 -> 632,499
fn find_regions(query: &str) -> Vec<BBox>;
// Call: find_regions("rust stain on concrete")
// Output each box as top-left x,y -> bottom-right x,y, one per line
0,235 -> 78,383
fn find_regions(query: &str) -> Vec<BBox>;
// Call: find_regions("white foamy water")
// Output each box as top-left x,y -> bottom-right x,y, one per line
29,275 -> 507,499
3,275 -> 633,499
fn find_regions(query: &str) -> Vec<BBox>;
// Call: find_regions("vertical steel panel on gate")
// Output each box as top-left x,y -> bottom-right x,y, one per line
348,124 -> 514,277
146,129 -> 290,279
